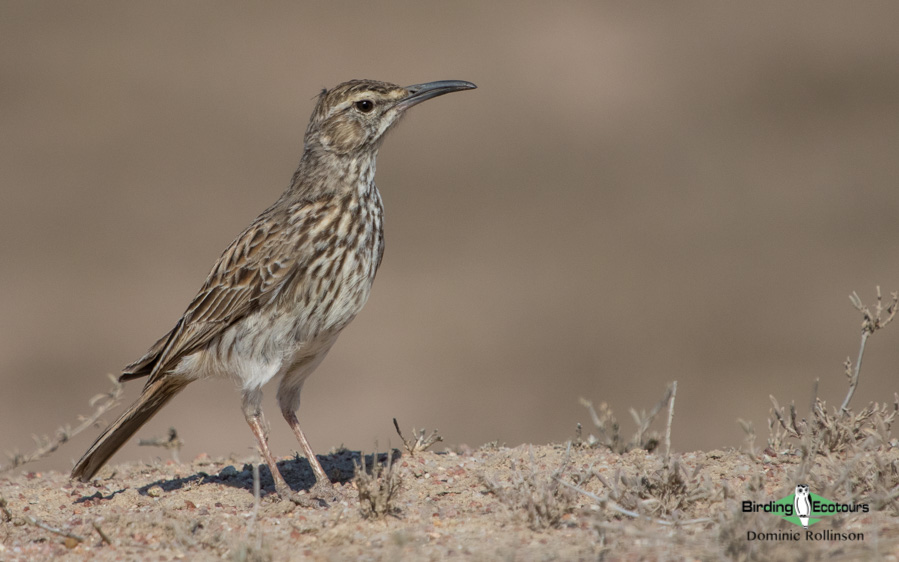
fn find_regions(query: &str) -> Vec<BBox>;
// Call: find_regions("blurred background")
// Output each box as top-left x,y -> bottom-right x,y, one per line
2,2 -> 899,474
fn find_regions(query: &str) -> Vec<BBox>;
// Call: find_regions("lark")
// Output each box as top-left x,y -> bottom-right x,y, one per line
71,79 -> 476,505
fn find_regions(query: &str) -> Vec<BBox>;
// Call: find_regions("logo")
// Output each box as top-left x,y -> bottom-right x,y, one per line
742,483 -> 869,541
793,484 -> 811,528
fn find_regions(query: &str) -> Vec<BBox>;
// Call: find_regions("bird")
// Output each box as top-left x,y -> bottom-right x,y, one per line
794,483 -> 811,528
70,78 -> 476,506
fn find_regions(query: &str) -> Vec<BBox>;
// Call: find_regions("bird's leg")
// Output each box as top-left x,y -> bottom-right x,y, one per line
284,411 -> 340,502
244,411 -> 291,495
277,356 -> 340,503
242,391 -> 321,507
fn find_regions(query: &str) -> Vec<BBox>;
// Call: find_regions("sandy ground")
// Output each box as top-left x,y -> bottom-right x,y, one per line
2,440 -> 897,561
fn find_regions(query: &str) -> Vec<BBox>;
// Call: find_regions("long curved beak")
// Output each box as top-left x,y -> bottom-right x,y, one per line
396,80 -> 477,111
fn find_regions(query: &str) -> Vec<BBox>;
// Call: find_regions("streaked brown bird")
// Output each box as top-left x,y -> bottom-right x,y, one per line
71,78 -> 476,505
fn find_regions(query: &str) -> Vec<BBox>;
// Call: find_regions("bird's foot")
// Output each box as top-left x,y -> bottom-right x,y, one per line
271,482 -> 317,508
275,481 -> 340,508
308,480 -> 342,503
282,490 -> 322,508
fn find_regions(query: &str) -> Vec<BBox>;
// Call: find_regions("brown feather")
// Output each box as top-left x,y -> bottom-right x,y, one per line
71,376 -> 190,481
71,78 -> 475,493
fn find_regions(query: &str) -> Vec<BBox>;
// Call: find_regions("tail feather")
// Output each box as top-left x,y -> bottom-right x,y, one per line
71,377 -> 189,481
119,322 -> 180,382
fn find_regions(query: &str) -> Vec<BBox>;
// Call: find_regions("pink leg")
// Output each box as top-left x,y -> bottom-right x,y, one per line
245,412 -> 294,498
284,411 -> 339,500
242,390 -> 323,507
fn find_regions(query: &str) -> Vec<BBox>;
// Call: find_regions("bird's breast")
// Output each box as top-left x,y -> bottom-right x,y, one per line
287,184 -> 384,341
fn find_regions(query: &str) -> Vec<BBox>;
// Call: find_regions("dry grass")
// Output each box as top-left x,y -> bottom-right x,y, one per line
353,450 -> 403,519
578,383 -> 675,455
1,289 -> 897,560
481,444 -> 594,530
1,376 -> 123,474
392,418 -> 443,456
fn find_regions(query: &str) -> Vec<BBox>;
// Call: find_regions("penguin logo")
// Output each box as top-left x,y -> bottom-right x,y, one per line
794,484 -> 811,528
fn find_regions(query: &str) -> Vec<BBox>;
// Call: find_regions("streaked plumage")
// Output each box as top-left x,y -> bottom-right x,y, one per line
71,79 -> 476,505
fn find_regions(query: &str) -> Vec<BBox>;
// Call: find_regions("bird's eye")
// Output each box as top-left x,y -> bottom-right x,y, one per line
354,100 -> 374,113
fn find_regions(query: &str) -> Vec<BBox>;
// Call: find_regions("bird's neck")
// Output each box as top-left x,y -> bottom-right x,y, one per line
287,146 -> 378,201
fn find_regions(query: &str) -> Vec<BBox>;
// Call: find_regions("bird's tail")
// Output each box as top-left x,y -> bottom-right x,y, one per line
71,377 -> 189,481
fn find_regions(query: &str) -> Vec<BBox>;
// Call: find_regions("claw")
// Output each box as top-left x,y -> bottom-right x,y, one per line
275,480 -> 339,508
309,481 -> 341,503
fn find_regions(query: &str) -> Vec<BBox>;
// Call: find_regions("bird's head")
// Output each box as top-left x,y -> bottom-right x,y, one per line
304,79 -> 476,155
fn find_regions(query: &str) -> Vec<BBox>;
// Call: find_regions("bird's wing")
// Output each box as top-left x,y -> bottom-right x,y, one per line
120,329 -> 176,381
124,198 -> 332,385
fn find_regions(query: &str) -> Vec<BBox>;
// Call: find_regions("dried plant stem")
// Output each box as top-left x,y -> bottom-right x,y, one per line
0,494 -> 11,522
553,478 -> 710,526
92,522 -> 113,545
138,427 -> 184,463
354,451 -> 403,519
1,375 -> 124,473
842,330 -> 868,413
664,381 -> 677,463
30,517 -> 85,543
483,443 -> 588,530
580,383 -> 675,454
247,458 -> 263,550
631,385 -> 673,448
0,494 -> 85,543
843,287 -> 898,412
392,418 -> 442,456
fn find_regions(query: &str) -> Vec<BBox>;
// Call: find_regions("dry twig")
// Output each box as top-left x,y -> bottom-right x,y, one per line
769,393 -> 897,454
580,383 -> 676,454
354,451 -> 403,519
1,375 -> 123,473
92,521 -> 113,546
553,478 -> 711,527
0,493 -> 85,543
392,418 -> 442,456
664,381 -> 677,464
844,287 -> 898,412
482,443 -> 593,530
138,427 -> 184,463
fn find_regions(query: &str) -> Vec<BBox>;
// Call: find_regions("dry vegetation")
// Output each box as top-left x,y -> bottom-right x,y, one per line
2,290 -> 899,560
353,450 -> 403,520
